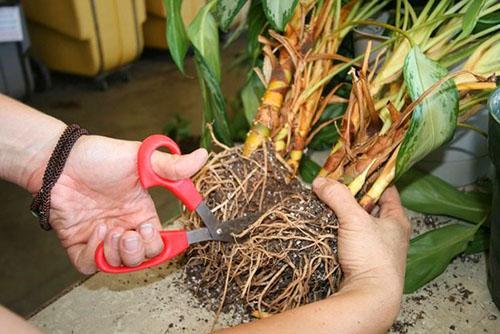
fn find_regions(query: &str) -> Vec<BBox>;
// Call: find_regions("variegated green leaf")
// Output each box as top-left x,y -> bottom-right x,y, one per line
241,72 -> 265,124
187,3 -> 221,81
261,0 -> 298,31
164,0 -> 189,73
395,46 -> 459,178
215,0 -> 247,31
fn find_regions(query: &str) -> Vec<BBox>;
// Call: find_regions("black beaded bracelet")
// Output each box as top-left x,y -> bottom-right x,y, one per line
30,124 -> 88,230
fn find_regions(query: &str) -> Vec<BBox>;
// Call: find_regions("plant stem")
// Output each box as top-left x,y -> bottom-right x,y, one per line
457,122 -> 488,138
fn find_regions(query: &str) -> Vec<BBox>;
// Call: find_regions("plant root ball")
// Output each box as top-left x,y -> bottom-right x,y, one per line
182,144 -> 341,315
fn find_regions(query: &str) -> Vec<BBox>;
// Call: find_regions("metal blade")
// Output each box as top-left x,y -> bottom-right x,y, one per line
186,228 -> 213,245
195,202 -> 222,239
217,212 -> 262,241
195,202 -> 261,243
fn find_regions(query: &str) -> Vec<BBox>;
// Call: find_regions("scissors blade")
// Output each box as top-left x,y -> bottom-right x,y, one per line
195,201 -> 261,243
186,228 -> 213,244
216,212 -> 262,241
195,202 -> 223,239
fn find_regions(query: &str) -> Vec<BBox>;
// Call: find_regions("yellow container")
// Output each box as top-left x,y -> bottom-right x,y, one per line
22,0 -> 146,77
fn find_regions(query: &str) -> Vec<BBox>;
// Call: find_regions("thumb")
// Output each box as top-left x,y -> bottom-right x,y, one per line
152,148 -> 208,180
312,177 -> 369,223
379,186 -> 406,220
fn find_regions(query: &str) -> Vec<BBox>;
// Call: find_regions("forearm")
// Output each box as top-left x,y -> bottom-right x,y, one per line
0,94 -> 66,193
221,281 -> 402,334
0,306 -> 41,334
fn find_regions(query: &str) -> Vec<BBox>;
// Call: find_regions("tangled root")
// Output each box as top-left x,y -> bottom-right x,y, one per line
181,144 -> 341,315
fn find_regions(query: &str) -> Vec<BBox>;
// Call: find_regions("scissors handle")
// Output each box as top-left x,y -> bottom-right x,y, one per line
95,230 -> 189,273
95,134 -> 204,273
138,134 -> 203,211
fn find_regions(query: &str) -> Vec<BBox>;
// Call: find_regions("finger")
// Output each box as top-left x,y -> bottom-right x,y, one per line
103,226 -> 125,267
68,223 -> 107,275
312,177 -> 369,223
152,148 -> 208,180
139,223 -> 164,258
379,186 -> 406,220
119,231 -> 145,267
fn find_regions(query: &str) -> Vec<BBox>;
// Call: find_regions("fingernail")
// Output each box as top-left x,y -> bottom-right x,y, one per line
97,224 -> 107,240
312,177 -> 326,188
140,223 -> 154,241
111,232 -> 122,249
124,236 -> 139,252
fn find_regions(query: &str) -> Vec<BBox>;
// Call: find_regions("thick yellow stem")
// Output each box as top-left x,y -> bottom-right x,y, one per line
274,126 -> 289,153
359,147 -> 399,212
242,124 -> 270,156
457,82 -> 496,91
347,159 -> 377,196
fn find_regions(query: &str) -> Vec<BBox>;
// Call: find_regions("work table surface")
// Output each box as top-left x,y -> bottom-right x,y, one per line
30,214 -> 499,333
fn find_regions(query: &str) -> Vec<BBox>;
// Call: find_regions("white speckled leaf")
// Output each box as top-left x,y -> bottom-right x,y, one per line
215,0 -> 247,31
261,0 -> 298,31
396,46 -> 459,178
187,3 -> 221,81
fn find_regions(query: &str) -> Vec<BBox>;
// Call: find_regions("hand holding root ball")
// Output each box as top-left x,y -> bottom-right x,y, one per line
220,179 -> 411,334
313,178 -> 411,291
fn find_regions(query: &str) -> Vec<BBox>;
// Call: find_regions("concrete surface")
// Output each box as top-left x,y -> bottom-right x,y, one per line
28,212 -> 499,333
0,43 -> 245,317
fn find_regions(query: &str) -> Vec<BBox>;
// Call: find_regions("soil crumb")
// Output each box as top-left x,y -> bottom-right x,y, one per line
181,144 -> 340,315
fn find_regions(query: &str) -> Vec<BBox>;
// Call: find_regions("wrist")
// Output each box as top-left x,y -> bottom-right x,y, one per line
340,271 -> 403,328
0,99 -> 66,192
24,123 -> 67,193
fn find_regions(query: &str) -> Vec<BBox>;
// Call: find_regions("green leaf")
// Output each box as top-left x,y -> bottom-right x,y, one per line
230,108 -> 250,142
215,0 -> 247,31
474,11 -> 500,33
163,114 -> 192,143
164,0 -> 190,73
308,125 -> 340,151
187,2 -> 232,147
308,103 -> 346,150
465,227 -> 490,254
247,0 -> 267,65
261,0 -> 298,31
187,3 -> 221,81
438,40 -> 482,69
193,50 -> 233,146
299,155 -> 321,184
404,223 -> 480,293
241,72 -> 265,124
396,169 -> 491,224
460,0 -> 486,39
396,46 -> 459,178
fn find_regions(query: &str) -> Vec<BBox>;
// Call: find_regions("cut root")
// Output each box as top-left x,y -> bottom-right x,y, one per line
183,144 -> 340,315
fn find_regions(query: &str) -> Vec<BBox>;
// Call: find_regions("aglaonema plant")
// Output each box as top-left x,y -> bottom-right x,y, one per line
162,0 -> 499,313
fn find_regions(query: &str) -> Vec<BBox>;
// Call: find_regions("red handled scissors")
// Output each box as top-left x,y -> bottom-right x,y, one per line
94,134 -> 254,273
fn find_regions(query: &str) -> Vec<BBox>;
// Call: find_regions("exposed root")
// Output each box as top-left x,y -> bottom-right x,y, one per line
183,144 -> 340,315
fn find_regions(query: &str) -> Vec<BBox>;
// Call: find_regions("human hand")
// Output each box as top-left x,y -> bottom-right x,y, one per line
312,178 -> 411,322
34,135 -> 207,274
